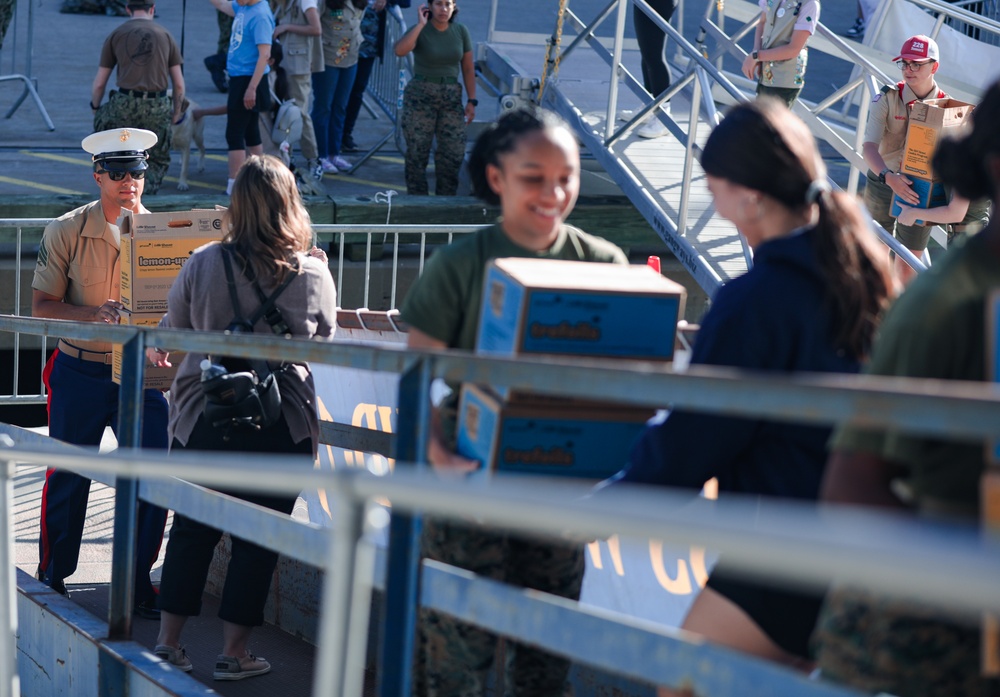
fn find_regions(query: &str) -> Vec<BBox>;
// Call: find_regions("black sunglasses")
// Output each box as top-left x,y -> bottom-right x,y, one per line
98,169 -> 146,181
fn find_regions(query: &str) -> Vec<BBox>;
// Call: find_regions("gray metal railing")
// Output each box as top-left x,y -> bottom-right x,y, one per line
481,0 -> 938,297
344,5 -> 412,173
1,313 -> 1000,697
0,218 -> 480,406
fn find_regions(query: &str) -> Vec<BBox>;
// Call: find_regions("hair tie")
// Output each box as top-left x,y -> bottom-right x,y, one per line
805,180 -> 831,204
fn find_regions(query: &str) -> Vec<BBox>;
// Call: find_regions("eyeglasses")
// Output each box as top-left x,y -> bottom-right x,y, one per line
896,59 -> 933,71
98,169 -> 146,181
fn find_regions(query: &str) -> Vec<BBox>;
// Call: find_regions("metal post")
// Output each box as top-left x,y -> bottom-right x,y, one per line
343,503 -> 389,696
678,72 -> 704,237
487,0 -> 499,43
107,334 -> 144,640
604,0 -> 630,140
1,0 -> 55,129
0,438 -> 20,697
850,84 -> 873,197
312,479 -> 365,696
378,359 -> 431,697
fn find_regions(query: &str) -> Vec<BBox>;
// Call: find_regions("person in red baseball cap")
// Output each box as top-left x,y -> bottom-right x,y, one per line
860,34 -> 947,285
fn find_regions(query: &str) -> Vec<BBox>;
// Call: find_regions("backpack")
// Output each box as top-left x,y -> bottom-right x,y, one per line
200,246 -> 298,433
271,98 -> 303,147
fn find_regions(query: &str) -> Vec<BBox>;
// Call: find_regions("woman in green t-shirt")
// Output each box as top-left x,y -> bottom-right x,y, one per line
394,0 -> 476,195
400,107 -> 626,696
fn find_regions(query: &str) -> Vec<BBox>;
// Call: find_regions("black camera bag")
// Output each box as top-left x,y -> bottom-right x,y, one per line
201,246 -> 298,431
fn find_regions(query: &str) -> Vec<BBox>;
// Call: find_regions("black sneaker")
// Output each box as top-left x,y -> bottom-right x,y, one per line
134,600 -> 161,620
35,568 -> 70,597
342,135 -> 359,153
204,53 -> 229,93
845,17 -> 866,39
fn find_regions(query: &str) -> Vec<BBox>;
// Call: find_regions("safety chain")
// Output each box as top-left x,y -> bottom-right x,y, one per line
538,0 -> 570,103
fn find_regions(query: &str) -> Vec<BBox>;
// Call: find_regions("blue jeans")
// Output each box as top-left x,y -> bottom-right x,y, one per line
311,63 -> 358,159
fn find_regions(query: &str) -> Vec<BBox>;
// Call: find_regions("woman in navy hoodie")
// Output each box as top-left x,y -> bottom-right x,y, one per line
616,99 -> 894,679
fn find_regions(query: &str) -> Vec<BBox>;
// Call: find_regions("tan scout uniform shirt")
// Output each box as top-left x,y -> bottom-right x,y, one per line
32,200 -> 147,353
758,0 -> 820,89
274,0 -> 324,76
863,80 -> 947,172
321,1 -> 363,68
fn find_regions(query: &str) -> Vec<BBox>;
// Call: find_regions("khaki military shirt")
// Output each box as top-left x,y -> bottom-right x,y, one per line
32,200 -> 147,353
863,81 -> 947,172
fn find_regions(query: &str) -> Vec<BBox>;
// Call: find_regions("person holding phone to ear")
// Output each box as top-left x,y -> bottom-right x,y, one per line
394,0 -> 475,195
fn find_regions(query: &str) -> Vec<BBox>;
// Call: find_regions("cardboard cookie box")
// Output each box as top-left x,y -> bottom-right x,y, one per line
119,208 -> 226,313
111,310 -> 186,390
456,384 -> 654,480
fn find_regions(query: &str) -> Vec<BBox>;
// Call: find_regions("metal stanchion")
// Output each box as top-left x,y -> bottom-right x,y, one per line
0,437 -> 20,697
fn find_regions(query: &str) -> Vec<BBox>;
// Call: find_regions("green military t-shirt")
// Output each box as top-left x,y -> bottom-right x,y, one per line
412,21 -> 471,80
400,222 -> 628,441
830,232 -> 1000,511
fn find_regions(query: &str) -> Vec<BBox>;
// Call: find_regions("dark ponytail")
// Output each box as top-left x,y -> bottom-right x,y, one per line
812,190 -> 893,359
468,107 -> 572,205
702,99 -> 892,360
932,81 -> 1000,201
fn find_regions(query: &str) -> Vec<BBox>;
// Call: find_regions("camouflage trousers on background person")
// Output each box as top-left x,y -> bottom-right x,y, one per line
813,587 -> 1000,697
59,0 -> 126,15
413,518 -> 585,697
94,92 -> 172,194
0,0 -> 13,51
401,79 -> 466,196
216,10 -> 233,54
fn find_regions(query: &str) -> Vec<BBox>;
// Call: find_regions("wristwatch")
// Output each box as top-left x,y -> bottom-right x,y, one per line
751,50 -> 759,61
878,167 -> 891,184
467,98 -> 478,107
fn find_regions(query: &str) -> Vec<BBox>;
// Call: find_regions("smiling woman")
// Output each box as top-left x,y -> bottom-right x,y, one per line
398,107 -> 628,695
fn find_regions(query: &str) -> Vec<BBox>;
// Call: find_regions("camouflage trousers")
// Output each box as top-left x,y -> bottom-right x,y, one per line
413,518 -> 585,697
59,0 -> 126,15
0,0 -> 12,51
216,10 -> 233,54
813,587 -> 1000,697
401,80 -> 466,196
94,91 -> 172,194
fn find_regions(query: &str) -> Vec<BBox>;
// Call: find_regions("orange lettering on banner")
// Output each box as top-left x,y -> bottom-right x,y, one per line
649,539 -> 694,595
377,405 -> 397,472
587,535 -> 625,575
690,546 -> 709,588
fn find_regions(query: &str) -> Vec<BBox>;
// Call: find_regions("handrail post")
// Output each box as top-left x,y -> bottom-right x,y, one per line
0,438 -> 20,697
107,333 -> 145,640
378,358 -> 432,697
604,0 -> 630,140
312,475 -> 366,696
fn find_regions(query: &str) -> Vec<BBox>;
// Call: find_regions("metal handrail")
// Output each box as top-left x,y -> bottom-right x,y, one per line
343,4 -> 412,172
2,312 -> 1000,696
0,218 -> 481,405
520,0 -> 940,289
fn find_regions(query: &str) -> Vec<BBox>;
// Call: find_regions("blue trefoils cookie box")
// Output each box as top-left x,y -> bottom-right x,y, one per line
456,384 -> 654,479
475,258 -> 686,362
890,177 -> 947,221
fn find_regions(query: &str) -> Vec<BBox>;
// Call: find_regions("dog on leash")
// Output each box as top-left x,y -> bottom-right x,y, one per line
172,97 -> 206,191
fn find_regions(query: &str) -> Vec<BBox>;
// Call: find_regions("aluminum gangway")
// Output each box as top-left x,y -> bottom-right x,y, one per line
477,0 -> 1000,297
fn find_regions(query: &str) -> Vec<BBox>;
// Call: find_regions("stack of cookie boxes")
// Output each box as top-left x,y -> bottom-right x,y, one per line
456,257 -> 687,480
893,98 -> 975,222
112,208 -> 227,389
